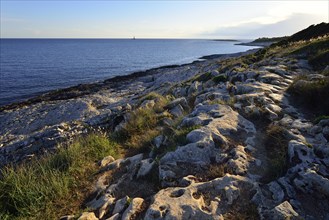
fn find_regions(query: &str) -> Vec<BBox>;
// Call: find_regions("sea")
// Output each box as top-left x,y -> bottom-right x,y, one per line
0,39 -> 258,106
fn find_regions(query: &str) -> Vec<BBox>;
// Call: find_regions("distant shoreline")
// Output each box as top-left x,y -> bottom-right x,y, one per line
235,41 -> 274,47
212,39 -> 239,42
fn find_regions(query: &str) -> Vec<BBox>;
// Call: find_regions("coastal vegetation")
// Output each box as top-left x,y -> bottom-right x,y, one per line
0,133 -> 121,219
251,36 -> 288,43
262,125 -> 289,183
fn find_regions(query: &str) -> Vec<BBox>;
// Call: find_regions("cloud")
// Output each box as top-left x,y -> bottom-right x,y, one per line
202,13 -> 326,39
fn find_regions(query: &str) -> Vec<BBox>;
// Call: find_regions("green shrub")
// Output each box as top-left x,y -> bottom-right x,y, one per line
212,75 -> 227,83
114,108 -> 161,152
0,133 -> 120,219
288,77 -> 329,115
194,72 -> 212,82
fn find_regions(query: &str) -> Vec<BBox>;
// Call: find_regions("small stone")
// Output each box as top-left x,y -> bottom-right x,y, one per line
60,215 -> 75,220
137,158 -> 155,178
100,155 -> 115,167
122,197 -> 144,220
169,104 -> 184,118
78,212 -> 98,220
322,126 -> 329,136
153,135 -> 165,148
166,97 -> 189,110
308,125 -> 322,136
268,201 -> 299,220
113,196 -> 130,215
140,99 -> 155,109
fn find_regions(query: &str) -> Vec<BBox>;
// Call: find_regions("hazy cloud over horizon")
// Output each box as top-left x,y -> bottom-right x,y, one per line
202,13 -> 326,39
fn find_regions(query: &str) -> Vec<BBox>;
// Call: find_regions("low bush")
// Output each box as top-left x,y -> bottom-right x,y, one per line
140,92 -> 169,113
287,77 -> 329,115
114,107 -> 164,154
212,75 -> 227,83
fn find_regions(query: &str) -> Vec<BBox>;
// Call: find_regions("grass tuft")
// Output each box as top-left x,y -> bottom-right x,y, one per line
0,133 -> 120,219
262,125 -> 289,183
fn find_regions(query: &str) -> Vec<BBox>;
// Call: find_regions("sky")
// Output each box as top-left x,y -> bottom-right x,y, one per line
1,0 -> 328,39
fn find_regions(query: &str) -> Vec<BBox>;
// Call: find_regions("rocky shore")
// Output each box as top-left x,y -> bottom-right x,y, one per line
0,50 -> 256,168
1,24 -> 329,220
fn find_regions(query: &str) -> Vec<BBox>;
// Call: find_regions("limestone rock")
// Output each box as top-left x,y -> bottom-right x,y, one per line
166,97 -> 189,111
78,212 -> 98,220
288,140 -> 314,164
137,158 -> 155,179
227,145 -> 249,175
169,104 -> 184,118
113,196 -> 130,215
153,135 -> 166,148
100,155 -> 115,167
266,201 -> 299,220
140,99 -> 155,109
122,197 -> 144,220
294,168 -> 329,196
145,174 -> 254,220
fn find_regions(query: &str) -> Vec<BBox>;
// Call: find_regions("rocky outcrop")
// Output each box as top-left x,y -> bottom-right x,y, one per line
1,41 -> 329,220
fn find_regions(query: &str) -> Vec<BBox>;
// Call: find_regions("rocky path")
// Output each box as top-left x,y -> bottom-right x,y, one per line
64,54 -> 329,220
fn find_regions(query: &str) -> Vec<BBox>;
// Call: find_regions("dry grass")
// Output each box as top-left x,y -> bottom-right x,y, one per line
262,125 -> 289,183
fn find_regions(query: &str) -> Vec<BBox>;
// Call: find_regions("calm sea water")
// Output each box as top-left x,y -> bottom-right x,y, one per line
0,39 -> 257,106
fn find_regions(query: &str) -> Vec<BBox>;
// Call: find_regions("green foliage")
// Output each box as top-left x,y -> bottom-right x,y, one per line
140,92 -> 170,113
212,75 -> 227,83
262,125 -> 289,183
288,77 -> 329,115
314,115 -> 329,124
114,108 -> 161,152
0,133 -> 120,219
252,36 -> 288,43
290,38 -> 329,71
194,72 -> 212,82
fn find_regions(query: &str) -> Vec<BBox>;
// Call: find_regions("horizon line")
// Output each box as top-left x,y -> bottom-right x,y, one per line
0,37 -> 256,40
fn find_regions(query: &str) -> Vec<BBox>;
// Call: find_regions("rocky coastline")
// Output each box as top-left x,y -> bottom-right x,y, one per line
0,49 -> 257,167
1,25 -> 329,220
